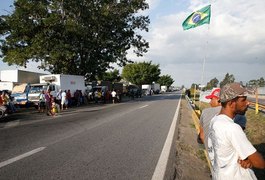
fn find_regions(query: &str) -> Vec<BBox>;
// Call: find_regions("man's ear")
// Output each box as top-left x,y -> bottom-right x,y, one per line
228,100 -> 235,107
229,100 -> 238,110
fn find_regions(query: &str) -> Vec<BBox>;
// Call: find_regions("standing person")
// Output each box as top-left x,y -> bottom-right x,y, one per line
0,91 -> 3,106
44,90 -> 52,116
102,90 -> 106,104
51,97 -> 60,115
199,88 -> 248,145
74,89 -> 80,106
61,90 -> 68,110
199,88 -> 221,146
1,91 -> 15,113
208,82 -> 265,179
94,90 -> 99,104
66,90 -> 72,107
56,89 -> 62,108
199,88 -> 250,175
97,90 -> 102,103
38,90 -> 45,113
111,89 -> 117,104
234,113 -> 247,130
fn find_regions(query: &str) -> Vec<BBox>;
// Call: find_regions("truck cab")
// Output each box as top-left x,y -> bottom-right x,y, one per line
28,83 -> 60,107
11,83 -> 31,106
28,83 -> 48,106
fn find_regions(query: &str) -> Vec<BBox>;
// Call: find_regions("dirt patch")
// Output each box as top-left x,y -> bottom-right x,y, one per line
174,99 -> 211,180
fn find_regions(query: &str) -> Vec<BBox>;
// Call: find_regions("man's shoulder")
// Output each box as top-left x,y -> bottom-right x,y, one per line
203,106 -> 221,113
201,106 -> 221,118
212,115 -> 240,131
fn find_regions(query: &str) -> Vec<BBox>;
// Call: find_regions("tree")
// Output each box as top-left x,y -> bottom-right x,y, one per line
0,0 -> 150,81
121,61 -> 160,85
258,77 -> 265,87
191,83 -> 199,89
157,75 -> 174,87
205,77 -> 219,90
247,77 -> 265,87
219,73 -> 235,88
99,69 -> 121,82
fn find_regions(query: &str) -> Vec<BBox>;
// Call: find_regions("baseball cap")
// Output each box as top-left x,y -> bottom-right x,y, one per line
205,88 -> 220,99
220,82 -> 247,103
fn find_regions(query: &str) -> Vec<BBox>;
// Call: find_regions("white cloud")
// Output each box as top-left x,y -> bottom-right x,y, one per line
128,0 -> 265,87
1,0 -> 264,87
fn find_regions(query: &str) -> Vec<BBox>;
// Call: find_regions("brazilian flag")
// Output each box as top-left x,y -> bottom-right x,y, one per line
182,5 -> 211,30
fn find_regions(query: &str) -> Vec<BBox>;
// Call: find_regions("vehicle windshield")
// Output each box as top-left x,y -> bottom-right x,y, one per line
12,84 -> 27,94
29,86 -> 46,93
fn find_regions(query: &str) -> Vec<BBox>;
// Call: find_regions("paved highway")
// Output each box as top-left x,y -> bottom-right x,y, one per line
0,93 -> 181,180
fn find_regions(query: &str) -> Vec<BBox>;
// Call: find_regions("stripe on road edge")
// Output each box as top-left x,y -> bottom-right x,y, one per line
151,98 -> 181,180
0,147 -> 46,168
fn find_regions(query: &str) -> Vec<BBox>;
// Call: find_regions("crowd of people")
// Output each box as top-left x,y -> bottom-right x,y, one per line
0,86 -> 131,119
38,88 -> 123,116
196,82 -> 265,179
39,89 -> 92,116
88,89 -> 122,104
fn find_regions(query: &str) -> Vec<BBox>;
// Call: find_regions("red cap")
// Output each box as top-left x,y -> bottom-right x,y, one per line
205,88 -> 220,99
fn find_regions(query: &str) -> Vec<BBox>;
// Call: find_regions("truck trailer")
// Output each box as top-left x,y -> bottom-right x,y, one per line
0,81 -> 19,92
28,74 -> 86,106
0,70 -> 46,83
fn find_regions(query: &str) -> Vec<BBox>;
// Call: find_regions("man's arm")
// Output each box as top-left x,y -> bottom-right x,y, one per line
199,126 -> 205,144
248,151 -> 265,169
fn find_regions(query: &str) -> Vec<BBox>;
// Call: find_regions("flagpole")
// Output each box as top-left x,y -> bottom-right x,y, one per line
199,21 -> 210,111
200,25 -> 210,88
201,1 -> 211,87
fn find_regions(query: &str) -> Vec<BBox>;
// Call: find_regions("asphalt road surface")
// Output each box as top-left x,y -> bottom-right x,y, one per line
0,92 -> 181,180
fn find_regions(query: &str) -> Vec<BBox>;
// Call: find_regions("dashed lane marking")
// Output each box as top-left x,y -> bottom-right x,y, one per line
0,147 -> 46,169
138,105 -> 149,109
3,120 -> 20,128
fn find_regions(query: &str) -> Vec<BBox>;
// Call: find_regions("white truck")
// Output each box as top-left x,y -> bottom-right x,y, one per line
28,74 -> 86,106
151,83 -> 160,94
0,69 -> 45,83
161,85 -> 168,93
142,84 -> 152,96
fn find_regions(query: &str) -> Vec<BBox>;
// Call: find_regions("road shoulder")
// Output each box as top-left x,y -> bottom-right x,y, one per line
174,97 -> 211,180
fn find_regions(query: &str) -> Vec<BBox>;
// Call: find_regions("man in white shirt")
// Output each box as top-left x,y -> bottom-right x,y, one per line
208,82 -> 265,180
111,89 -> 117,104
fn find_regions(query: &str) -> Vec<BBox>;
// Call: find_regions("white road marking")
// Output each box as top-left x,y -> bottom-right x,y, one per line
4,120 -> 20,128
138,105 -> 148,109
152,98 -> 181,180
0,147 -> 46,168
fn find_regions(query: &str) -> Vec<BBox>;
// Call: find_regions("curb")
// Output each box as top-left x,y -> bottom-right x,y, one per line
185,95 -> 212,171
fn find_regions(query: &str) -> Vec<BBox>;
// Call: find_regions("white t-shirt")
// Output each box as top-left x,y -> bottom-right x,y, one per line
208,114 -> 257,180
111,91 -> 116,98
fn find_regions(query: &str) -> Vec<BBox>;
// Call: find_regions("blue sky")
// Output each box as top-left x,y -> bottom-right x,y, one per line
1,0 -> 265,87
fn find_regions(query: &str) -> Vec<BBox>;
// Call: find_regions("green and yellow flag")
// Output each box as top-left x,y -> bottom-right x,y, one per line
182,5 -> 211,30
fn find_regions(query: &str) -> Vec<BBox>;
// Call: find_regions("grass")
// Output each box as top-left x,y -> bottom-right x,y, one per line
190,123 -> 195,129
